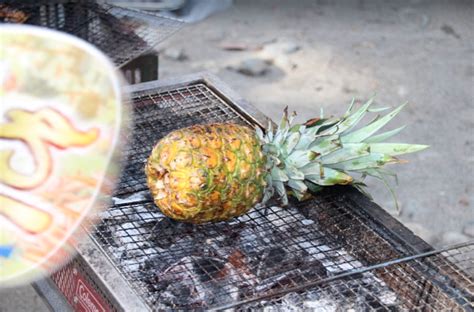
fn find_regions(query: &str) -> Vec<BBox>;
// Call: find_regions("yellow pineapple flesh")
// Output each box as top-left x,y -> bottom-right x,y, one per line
145,123 -> 267,223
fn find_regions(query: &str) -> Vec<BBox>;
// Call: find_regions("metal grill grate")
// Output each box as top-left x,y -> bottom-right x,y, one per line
91,80 -> 474,311
116,84 -> 252,196
0,0 -> 182,66
241,241 -> 474,311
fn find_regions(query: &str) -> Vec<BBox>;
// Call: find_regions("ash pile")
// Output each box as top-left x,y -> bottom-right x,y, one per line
96,191 -> 402,311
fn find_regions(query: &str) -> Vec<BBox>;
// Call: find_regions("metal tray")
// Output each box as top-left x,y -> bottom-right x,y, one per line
34,73 -> 474,311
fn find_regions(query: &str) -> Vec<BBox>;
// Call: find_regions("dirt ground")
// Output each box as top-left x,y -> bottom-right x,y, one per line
158,0 -> 474,247
1,0 -> 472,311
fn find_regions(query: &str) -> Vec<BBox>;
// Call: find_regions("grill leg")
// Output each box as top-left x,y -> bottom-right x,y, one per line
120,53 -> 159,84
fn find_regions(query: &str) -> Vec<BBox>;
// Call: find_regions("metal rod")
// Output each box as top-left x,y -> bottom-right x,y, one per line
212,240 -> 474,311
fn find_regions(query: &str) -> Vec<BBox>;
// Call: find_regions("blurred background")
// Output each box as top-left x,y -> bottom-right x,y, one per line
156,0 -> 474,248
1,0 -> 473,311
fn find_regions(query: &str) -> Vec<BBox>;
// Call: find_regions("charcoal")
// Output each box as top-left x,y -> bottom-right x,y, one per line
151,256 -> 245,309
96,198 -> 405,310
146,218 -> 196,249
95,219 -> 120,247
194,257 -> 226,282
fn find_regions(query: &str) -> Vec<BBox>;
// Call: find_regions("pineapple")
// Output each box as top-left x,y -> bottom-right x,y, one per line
146,98 -> 428,223
146,123 -> 267,222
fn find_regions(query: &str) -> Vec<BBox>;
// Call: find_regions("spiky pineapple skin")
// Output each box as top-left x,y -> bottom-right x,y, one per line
146,123 -> 267,223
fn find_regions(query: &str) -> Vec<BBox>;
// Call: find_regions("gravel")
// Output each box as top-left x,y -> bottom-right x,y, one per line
229,58 -> 271,76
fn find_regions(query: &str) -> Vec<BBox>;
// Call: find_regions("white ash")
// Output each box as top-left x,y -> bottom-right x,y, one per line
301,219 -> 315,226
96,203 -> 402,310
112,190 -> 149,205
101,207 -> 135,218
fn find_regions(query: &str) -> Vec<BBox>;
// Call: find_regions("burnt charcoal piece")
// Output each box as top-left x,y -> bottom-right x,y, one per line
256,248 -> 314,279
194,257 -> 226,282
146,218 -> 195,249
250,246 -> 329,293
300,259 -> 329,280
262,247 -> 287,266
95,219 -> 121,247
150,256 -> 245,309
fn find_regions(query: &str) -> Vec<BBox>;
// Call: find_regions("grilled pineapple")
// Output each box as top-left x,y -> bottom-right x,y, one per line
146,99 -> 428,223
146,123 -> 267,223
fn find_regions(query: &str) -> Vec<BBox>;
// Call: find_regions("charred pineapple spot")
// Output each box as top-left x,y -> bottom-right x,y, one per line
227,183 -> 243,199
224,150 -> 237,172
200,147 -> 219,168
207,136 -> 222,149
229,138 -> 241,150
190,136 -> 201,148
212,171 -> 226,185
189,169 -> 207,190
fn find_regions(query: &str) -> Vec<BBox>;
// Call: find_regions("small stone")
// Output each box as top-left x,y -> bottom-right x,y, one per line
262,40 -> 300,55
440,24 -> 461,39
441,231 -> 470,246
281,41 -> 300,54
232,58 -> 270,76
163,47 -> 187,61
301,219 -> 314,226
458,197 -> 469,207
462,222 -> 474,238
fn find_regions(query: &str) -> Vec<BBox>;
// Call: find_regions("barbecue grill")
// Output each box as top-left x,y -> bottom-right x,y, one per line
33,73 -> 473,311
0,0 -> 183,83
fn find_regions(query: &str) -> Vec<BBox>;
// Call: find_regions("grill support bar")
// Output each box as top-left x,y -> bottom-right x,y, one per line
212,240 -> 474,311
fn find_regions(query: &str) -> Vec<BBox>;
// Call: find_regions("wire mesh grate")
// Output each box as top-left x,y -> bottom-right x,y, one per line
90,81 -> 473,311
116,84 -> 252,196
0,0 -> 183,66
240,241 -> 474,311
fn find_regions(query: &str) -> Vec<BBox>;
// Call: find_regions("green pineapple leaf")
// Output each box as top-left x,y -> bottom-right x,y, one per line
364,125 -> 407,143
368,143 -> 429,156
288,179 -> 308,193
328,96 -> 375,135
260,96 -> 427,209
329,153 -> 398,171
320,143 -> 370,164
306,166 -> 353,186
341,103 -> 407,143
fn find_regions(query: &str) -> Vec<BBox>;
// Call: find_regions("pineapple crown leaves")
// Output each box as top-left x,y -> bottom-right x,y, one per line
256,97 -> 429,210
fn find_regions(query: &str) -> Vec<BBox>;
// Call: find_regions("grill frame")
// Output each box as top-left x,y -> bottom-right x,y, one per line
0,0 -> 184,83
121,71 -> 434,254
32,72 -> 473,311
